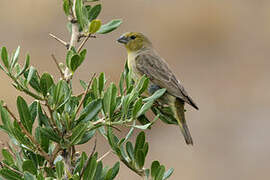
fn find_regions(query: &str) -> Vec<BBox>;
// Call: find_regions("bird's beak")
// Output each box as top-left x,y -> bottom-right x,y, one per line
117,36 -> 129,44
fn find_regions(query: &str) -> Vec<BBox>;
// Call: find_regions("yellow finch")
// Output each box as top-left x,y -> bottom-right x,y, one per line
117,32 -> 198,145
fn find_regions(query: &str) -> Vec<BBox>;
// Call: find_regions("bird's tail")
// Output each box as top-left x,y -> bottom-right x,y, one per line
174,99 -> 193,145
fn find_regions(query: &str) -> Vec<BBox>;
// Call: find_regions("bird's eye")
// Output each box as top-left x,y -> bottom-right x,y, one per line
130,35 -> 136,40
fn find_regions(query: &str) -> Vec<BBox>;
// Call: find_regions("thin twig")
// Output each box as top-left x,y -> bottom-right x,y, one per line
3,104 -> 51,162
49,33 -> 69,49
97,150 -> 111,162
0,162 -> 23,176
79,138 -> 97,179
75,73 -> 96,117
77,34 -> 91,53
45,101 -> 61,135
51,54 -> 65,80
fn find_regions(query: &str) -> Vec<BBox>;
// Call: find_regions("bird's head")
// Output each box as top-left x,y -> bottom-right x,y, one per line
117,32 -> 152,52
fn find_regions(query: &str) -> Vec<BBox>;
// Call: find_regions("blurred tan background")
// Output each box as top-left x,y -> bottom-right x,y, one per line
1,0 -> 270,179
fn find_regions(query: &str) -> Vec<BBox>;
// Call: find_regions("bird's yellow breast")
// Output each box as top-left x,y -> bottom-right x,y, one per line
127,52 -> 142,82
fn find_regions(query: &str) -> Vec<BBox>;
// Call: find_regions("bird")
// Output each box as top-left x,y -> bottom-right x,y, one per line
117,32 -> 198,145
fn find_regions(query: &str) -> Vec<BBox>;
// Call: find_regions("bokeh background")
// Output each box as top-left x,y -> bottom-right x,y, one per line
1,0 -> 270,179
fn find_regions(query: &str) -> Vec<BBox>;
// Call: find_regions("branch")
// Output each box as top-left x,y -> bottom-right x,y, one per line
77,34 -> 93,53
0,162 -> 23,176
97,150 -> 111,162
69,0 -> 80,50
51,54 -> 65,80
49,33 -> 69,49
75,73 -> 96,117
3,104 -> 51,162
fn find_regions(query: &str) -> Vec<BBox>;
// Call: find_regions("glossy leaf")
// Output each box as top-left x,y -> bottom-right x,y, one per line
1,47 -> 9,69
22,160 -> 37,175
78,99 -> 102,123
0,169 -> 22,180
40,127 -> 61,143
88,4 -> 101,22
2,149 -> 14,165
143,88 -> 166,102
97,19 -> 122,34
70,123 -> 88,145
40,73 -> 54,97
151,161 -> 160,178
163,168 -> 174,180
16,54 -> 30,78
56,161 -> 64,179
10,46 -> 20,69
17,96 -> 33,133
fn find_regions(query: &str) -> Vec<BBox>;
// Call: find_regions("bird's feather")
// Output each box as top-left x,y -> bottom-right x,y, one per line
135,50 -> 199,110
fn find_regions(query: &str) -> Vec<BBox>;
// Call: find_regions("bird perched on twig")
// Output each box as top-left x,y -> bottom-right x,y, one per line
117,32 -> 198,145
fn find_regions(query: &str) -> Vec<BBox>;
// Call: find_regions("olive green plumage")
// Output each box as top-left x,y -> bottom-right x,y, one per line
117,32 -> 198,145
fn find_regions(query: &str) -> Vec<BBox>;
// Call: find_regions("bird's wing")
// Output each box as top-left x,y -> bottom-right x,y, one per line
135,51 -> 199,110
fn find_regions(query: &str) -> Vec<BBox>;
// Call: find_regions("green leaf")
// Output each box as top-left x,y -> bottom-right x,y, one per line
70,54 -> 81,72
98,72 -> 105,96
24,172 -> 36,180
88,4 -> 101,22
74,152 -> 87,174
22,160 -> 37,175
137,115 -> 151,126
143,142 -> 149,157
97,19 -> 122,34
151,106 -> 178,125
10,46 -> 20,69
91,78 -> 98,98
151,161 -> 160,178
70,123 -> 88,145
135,150 -> 145,169
2,149 -> 14,165
93,161 -> 103,180
132,98 -> 142,118
137,100 -> 154,118
89,19 -> 101,33
134,132 -> 145,155
105,162 -> 120,180
80,80 -> 88,90
27,66 -> 37,84
107,127 -> 117,150
56,161 -> 64,179
16,54 -> 30,78
1,47 -> 9,69
0,169 -> 22,180
75,0 -> 88,30
143,88 -> 166,102
24,69 -> 41,93
40,73 -> 54,97
133,123 -> 152,130
119,73 -> 124,95
126,141 -> 134,161
103,83 -> 117,118
17,96 -> 33,133
83,153 -> 98,180
78,99 -> 102,123
109,83 -> 117,118
163,168 -> 174,180
155,165 -> 166,180
0,105 -> 13,133
77,129 -> 96,144
63,0 -> 70,16
44,167 -> 56,178
40,127 -> 61,143
135,75 -> 149,95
